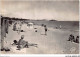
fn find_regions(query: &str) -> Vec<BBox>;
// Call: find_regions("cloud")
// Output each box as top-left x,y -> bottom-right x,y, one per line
0,0 -> 79,21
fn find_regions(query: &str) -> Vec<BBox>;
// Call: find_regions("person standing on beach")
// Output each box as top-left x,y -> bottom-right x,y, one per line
16,22 -> 20,34
44,25 -> 47,35
13,22 -> 17,31
59,25 -> 62,29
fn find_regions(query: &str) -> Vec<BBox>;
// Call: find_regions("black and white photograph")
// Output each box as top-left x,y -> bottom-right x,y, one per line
0,0 -> 79,54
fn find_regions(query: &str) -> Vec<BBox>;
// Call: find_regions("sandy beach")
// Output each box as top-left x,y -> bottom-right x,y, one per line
1,24 -> 79,54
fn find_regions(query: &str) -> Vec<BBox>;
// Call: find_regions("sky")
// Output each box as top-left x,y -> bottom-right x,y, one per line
0,0 -> 79,21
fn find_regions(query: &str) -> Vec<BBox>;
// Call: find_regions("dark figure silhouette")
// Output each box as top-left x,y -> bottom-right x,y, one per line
44,25 -> 47,35
12,40 -> 18,45
76,36 -> 79,43
68,34 -> 75,42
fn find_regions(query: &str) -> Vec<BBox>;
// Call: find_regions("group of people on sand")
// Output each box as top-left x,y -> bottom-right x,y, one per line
41,24 -> 48,35
13,21 -> 48,35
12,35 -> 29,50
68,34 -> 79,43
1,35 -> 37,51
13,21 -> 27,34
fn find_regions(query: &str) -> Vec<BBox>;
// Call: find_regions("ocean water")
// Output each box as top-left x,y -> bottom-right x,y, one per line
26,20 -> 79,30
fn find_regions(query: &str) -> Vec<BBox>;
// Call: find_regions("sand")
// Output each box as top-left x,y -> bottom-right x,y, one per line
1,24 -> 79,54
